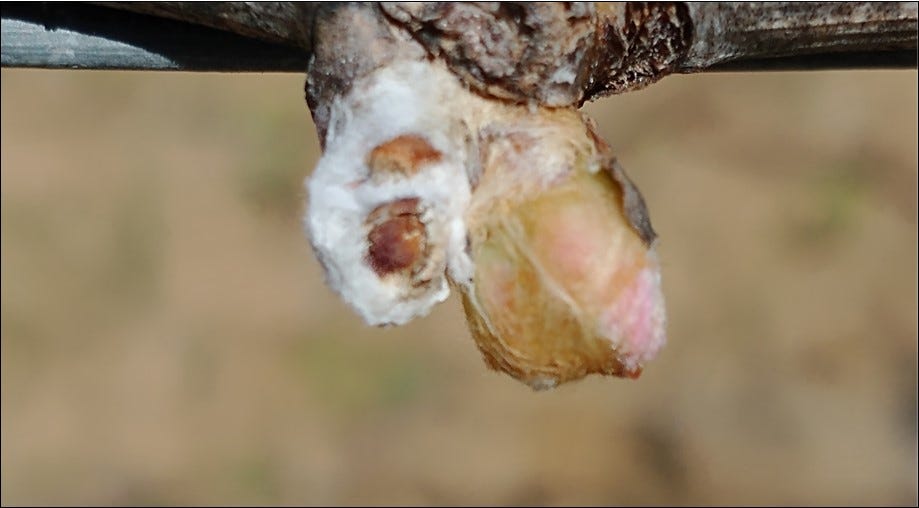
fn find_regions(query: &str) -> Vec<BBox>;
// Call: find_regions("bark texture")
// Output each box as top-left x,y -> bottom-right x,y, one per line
93,1 -> 917,109
95,2 -> 317,51
682,2 -> 919,71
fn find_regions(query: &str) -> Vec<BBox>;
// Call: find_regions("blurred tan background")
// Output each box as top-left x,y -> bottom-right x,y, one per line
1,67 -> 916,506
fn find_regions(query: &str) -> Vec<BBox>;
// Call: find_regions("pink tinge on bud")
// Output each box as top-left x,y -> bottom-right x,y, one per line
461,159 -> 667,388
598,265 -> 667,372
521,173 -> 667,377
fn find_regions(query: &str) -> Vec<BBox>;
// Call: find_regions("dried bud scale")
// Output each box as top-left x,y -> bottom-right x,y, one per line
305,49 -> 666,388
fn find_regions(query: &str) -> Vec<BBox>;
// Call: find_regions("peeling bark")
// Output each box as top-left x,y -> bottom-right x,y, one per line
380,2 -> 599,106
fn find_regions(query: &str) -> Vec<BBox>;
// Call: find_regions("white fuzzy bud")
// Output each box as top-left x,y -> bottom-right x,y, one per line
306,61 -> 475,326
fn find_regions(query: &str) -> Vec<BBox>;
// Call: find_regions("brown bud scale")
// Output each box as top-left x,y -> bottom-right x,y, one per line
367,134 -> 443,178
365,197 -> 428,278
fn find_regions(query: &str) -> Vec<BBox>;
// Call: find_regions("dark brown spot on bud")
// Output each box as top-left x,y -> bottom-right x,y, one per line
368,217 -> 425,275
367,135 -> 442,177
366,198 -> 427,277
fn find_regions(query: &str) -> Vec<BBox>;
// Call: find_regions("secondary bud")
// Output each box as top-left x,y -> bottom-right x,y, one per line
305,61 -> 474,326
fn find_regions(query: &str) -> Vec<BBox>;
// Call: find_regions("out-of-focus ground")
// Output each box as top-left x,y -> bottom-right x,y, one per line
1,67 -> 916,506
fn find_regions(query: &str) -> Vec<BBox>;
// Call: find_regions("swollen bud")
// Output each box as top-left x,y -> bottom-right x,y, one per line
458,110 -> 666,390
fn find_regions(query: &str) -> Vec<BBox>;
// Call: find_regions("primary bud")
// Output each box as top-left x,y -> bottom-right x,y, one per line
459,110 -> 666,390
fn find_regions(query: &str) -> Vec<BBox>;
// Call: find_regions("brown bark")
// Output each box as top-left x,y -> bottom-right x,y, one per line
97,1 -> 918,109
681,2 -> 918,71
